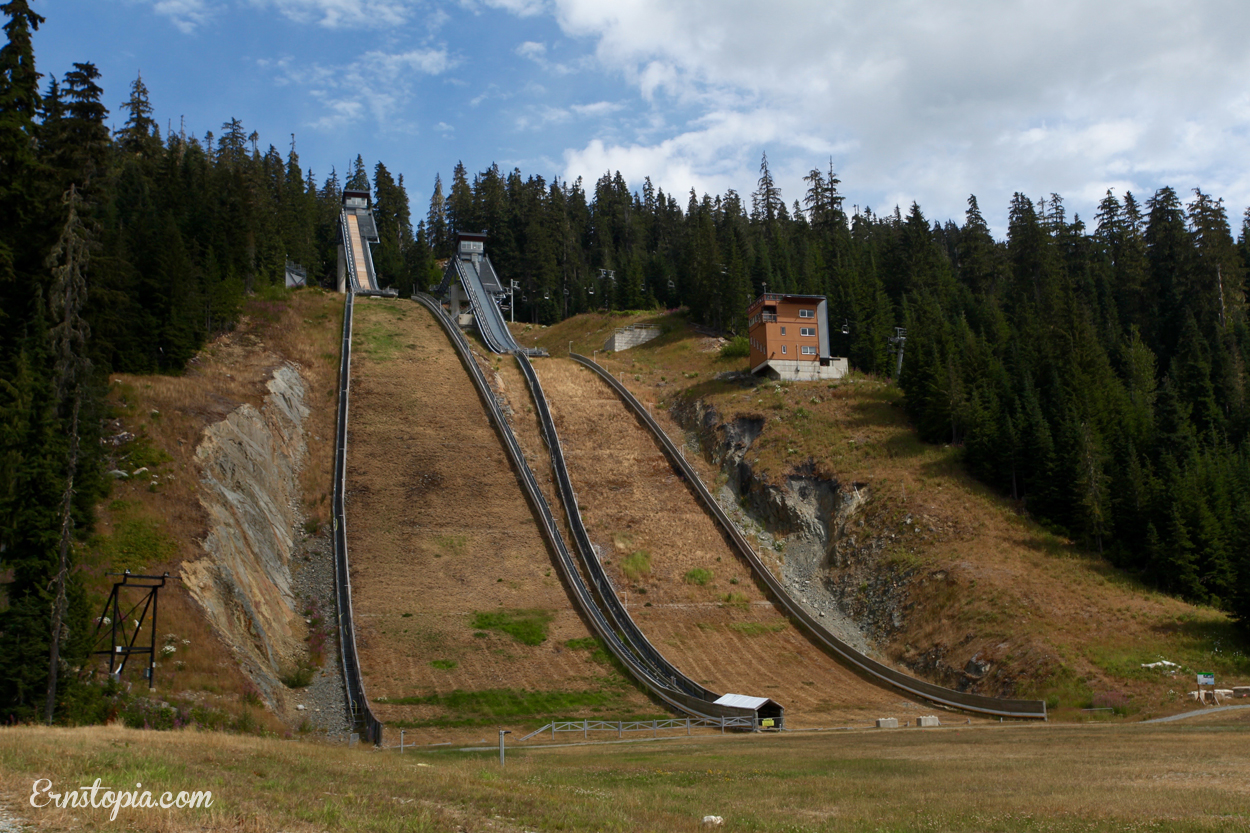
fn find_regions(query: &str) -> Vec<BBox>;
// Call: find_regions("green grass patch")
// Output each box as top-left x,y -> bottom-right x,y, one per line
683,568 -> 713,586
430,659 -> 457,671
728,621 -> 788,637
86,503 -> 179,572
435,534 -> 468,556
123,432 -> 173,471
354,321 -> 405,361
621,550 -> 652,581
565,638 -> 599,651
471,609 -> 554,646
381,688 -> 613,718
720,592 -> 750,609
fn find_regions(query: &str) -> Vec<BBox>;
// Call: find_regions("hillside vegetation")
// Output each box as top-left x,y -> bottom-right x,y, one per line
515,311 -> 1250,719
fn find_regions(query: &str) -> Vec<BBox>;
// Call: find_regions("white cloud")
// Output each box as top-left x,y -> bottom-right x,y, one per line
482,0 -> 548,18
248,0 -> 412,28
270,47 -> 456,132
531,0 -> 1250,232
150,0 -> 217,32
516,41 -> 547,60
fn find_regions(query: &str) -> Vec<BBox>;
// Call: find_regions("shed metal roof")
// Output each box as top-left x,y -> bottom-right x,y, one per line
713,693 -> 775,710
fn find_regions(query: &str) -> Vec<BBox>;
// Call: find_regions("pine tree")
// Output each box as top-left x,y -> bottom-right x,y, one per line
115,71 -> 158,156
43,184 -> 94,723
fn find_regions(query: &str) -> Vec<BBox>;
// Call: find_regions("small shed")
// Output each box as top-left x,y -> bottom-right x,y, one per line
713,693 -> 784,729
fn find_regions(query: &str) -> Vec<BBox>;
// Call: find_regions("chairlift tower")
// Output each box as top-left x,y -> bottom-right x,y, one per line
888,327 -> 907,379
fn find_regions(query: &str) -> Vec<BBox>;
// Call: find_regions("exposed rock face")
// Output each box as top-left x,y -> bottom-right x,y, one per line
671,397 -> 914,657
181,364 -> 309,705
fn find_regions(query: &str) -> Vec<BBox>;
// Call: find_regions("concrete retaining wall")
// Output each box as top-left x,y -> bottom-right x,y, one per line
605,325 -> 662,352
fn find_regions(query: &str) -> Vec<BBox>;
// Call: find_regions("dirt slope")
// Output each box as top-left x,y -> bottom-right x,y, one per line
512,311 -> 1250,721
524,358 -> 919,727
345,299 -> 653,740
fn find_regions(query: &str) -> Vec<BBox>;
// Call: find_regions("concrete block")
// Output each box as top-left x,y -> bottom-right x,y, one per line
916,716 -> 940,728
604,325 -> 662,352
875,718 -> 898,729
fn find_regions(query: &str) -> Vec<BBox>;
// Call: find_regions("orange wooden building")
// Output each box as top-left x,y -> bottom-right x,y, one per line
746,293 -> 848,381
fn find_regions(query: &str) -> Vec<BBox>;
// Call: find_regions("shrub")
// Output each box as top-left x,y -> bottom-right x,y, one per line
684,568 -> 713,586
431,659 -> 457,670
721,592 -> 750,609
621,550 -> 652,581
280,663 -> 315,688
720,336 -> 749,359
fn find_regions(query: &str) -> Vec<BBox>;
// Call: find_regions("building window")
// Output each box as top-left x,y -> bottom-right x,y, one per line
801,345 -> 817,355
799,309 -> 814,318
800,327 -> 815,337
782,345 -> 787,354
780,326 -> 786,336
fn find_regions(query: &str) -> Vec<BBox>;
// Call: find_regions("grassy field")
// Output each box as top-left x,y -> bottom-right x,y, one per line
2,719 -> 1249,831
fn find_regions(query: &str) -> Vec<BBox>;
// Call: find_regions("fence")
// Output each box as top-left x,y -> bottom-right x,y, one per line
519,716 -> 761,742
331,291 -> 384,745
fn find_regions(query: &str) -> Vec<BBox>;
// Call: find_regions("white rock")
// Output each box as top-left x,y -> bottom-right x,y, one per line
296,705 -> 305,711
701,816 -> 724,826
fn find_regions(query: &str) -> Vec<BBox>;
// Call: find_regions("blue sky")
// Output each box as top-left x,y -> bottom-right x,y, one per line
30,0 -> 1250,237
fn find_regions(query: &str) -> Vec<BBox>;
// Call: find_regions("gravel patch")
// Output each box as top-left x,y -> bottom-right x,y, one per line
0,802 -> 26,833
289,529 -> 353,740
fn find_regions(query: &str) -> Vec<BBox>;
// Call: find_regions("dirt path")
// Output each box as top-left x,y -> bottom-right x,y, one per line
529,358 -> 923,727
345,300 -> 653,742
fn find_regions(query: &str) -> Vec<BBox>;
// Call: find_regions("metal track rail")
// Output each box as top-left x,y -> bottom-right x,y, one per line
340,210 -> 362,292
571,353 -> 1048,721
454,258 -> 515,353
331,292 -> 385,744
516,355 -> 715,700
412,294 -> 754,723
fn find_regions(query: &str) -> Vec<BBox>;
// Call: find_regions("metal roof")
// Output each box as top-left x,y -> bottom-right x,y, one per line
713,693 -> 775,710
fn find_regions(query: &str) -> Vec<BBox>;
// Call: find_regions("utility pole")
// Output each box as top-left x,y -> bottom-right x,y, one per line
888,327 -> 907,379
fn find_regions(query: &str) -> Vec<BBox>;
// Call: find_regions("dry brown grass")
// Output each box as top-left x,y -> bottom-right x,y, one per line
81,288 -> 343,722
519,358 -> 919,728
2,719 -> 1249,831
344,299 -> 655,743
515,312 -> 1250,723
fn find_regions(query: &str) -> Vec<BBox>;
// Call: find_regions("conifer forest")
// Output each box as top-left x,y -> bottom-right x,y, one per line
3,0 -> 1250,722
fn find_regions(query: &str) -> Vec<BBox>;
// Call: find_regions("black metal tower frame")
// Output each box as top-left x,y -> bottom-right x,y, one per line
89,571 -> 169,689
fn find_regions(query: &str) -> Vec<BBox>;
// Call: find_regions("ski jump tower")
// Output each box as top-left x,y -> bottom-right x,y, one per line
337,189 -> 382,293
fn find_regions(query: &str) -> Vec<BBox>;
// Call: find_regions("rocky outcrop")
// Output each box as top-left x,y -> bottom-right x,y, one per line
671,397 -> 915,657
181,364 -> 309,706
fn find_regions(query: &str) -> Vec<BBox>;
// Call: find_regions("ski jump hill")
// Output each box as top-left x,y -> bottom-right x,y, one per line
328,219 -> 1047,744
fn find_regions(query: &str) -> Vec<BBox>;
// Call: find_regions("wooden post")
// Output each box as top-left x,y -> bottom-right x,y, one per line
618,721 -> 623,739
686,717 -> 691,736
400,729 -> 405,753
584,720 -> 588,740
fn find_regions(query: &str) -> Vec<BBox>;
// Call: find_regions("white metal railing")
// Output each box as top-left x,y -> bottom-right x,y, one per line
517,716 -> 763,742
